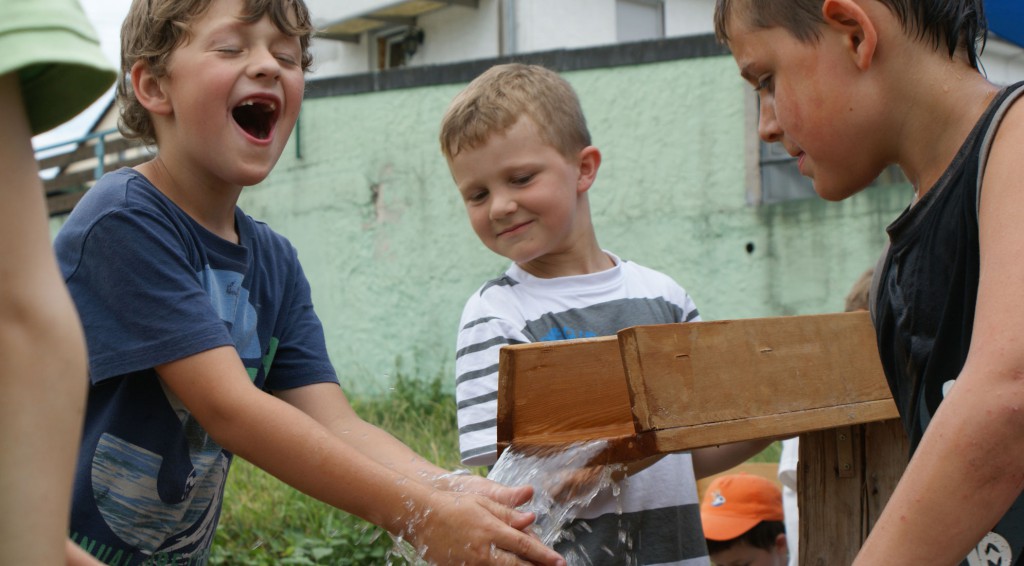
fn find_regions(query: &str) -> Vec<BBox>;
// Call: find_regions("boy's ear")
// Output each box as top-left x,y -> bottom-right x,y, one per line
821,0 -> 878,71
576,146 -> 602,194
775,532 -> 789,554
130,60 -> 173,116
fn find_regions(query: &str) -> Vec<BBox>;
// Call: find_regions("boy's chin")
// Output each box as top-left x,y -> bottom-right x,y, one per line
231,156 -> 285,187
810,165 -> 889,202
812,178 -> 866,202
231,166 -> 277,188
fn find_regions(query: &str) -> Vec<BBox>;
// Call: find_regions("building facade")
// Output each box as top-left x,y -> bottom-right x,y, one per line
48,2 -> 1024,393
239,37 -> 916,393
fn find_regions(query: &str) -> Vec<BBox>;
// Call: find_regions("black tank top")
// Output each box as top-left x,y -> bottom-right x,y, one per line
874,81 -> 1024,563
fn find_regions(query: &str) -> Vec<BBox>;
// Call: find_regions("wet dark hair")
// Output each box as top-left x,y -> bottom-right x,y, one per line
118,0 -> 314,145
705,520 -> 785,554
713,0 -> 987,69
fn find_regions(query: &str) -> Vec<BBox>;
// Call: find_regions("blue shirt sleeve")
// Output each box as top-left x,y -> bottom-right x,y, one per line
61,206 -> 234,382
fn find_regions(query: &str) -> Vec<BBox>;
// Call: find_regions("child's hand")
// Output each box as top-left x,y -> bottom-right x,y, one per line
402,488 -> 566,566
434,470 -> 531,505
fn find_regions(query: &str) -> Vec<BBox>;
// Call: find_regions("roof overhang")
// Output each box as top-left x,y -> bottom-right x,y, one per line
316,0 -> 479,43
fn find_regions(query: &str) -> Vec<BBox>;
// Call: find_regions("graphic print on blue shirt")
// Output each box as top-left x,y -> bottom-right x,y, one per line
200,266 -> 261,361
88,264 -> 258,557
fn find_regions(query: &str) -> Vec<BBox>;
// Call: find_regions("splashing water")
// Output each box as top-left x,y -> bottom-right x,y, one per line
385,534 -> 423,565
489,441 -> 630,565
383,441 -> 628,565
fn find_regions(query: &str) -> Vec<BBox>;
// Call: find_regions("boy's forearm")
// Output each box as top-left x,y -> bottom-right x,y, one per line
690,438 -> 775,479
155,346 -> 573,566
854,371 -> 1024,563
226,393 -> 438,532
158,348 -> 430,531
323,413 -> 453,484
274,384 -> 453,485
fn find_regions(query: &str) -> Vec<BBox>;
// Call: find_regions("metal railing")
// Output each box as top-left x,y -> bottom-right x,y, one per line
35,128 -> 151,216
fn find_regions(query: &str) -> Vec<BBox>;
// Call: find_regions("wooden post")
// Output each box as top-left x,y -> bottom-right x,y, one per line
798,421 -> 908,564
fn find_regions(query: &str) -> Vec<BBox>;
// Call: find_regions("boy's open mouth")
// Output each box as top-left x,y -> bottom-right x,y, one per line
232,99 -> 278,140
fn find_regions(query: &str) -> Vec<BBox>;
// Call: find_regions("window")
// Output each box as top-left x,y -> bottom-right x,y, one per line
616,0 -> 664,43
757,138 -> 818,204
373,26 -> 424,70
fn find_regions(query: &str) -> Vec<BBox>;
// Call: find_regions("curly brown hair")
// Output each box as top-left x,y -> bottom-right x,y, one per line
117,0 -> 313,145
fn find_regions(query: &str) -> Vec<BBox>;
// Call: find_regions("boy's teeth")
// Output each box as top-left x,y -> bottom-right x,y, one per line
239,100 -> 276,111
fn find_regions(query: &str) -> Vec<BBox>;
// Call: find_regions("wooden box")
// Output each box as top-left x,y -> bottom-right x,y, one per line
496,311 -> 898,462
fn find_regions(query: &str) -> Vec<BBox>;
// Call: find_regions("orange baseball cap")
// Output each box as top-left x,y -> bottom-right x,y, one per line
700,473 -> 784,541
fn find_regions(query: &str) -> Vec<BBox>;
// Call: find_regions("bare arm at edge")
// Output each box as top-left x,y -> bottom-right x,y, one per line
0,72 -> 91,566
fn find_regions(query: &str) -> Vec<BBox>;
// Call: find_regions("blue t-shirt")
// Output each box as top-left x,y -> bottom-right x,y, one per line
56,168 -> 338,565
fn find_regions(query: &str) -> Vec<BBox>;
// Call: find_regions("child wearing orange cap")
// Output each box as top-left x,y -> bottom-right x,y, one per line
701,473 -> 789,566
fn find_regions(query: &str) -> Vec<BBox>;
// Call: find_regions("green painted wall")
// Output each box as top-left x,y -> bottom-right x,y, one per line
238,54 -> 909,394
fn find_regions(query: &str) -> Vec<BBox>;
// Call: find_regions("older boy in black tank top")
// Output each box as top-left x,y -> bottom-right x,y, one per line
714,1 -> 1024,563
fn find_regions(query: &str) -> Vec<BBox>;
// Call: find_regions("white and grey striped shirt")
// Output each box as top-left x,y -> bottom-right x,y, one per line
455,252 -> 708,565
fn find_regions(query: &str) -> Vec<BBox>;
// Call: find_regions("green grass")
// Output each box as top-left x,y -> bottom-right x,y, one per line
751,441 -> 782,462
208,372 -> 782,564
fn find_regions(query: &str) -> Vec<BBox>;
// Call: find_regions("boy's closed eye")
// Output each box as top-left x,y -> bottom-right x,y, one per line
214,45 -> 242,55
740,64 -> 773,95
270,37 -> 303,67
464,188 -> 489,204
274,51 -> 299,67
509,172 -> 536,186
754,75 -> 774,94
212,44 -> 299,65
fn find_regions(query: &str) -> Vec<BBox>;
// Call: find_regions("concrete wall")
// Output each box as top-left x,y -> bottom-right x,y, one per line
238,44 -> 909,394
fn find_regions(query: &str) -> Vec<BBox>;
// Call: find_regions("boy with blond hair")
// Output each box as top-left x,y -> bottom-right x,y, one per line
58,2 -> 567,565
440,63 -> 771,565
714,1 -> 1024,563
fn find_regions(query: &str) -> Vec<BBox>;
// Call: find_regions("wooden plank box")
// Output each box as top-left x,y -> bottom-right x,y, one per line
496,311 -> 898,463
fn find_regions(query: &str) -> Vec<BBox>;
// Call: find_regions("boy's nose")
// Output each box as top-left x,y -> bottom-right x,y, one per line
489,193 -> 517,220
757,97 -> 783,143
248,48 -> 282,80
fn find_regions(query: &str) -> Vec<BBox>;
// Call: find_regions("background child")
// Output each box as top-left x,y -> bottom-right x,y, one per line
57,1 -> 566,565
700,473 -> 788,566
0,1 -> 114,564
440,62 -> 771,565
714,1 -> 1024,563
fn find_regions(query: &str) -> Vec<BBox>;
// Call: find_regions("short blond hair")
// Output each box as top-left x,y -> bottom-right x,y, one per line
118,0 -> 313,145
439,63 -> 591,161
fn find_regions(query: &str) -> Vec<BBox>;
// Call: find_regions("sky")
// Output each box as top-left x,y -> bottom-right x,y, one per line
32,0 -> 133,151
